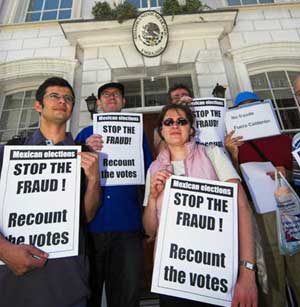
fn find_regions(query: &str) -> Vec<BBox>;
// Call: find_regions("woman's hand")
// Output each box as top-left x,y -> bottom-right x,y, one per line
232,269 -> 257,307
225,130 -> 244,159
266,166 -> 291,181
150,170 -> 172,199
86,134 -> 103,151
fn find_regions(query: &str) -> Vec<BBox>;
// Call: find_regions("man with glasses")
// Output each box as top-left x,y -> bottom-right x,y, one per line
0,77 -> 100,307
76,82 -> 152,307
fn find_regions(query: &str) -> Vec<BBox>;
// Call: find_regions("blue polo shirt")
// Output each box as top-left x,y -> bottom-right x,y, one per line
76,125 -> 152,233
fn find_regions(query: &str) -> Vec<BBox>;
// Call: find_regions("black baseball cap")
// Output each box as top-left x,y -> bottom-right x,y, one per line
97,82 -> 125,98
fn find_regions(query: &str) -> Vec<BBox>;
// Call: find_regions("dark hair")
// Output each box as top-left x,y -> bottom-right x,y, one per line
167,84 -> 193,100
35,77 -> 75,105
157,104 -> 195,140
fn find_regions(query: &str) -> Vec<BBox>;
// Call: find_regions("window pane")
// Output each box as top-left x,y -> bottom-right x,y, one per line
255,90 -> 273,101
26,12 -> 41,22
24,91 -> 36,107
0,130 -> 17,143
158,0 -> 164,6
273,89 -> 295,108
128,0 -> 140,8
58,9 -> 72,19
260,0 -> 273,3
3,93 -> 24,110
150,0 -> 157,7
20,109 -> 39,129
144,78 -> 166,93
145,93 -> 168,107
28,0 -> 44,11
0,90 -> 41,143
42,10 -> 57,20
122,80 -> 141,95
122,80 -> 141,108
169,76 -> 193,96
242,0 -> 257,4
44,0 -> 59,10
126,96 -> 142,108
268,71 -> 289,88
250,73 -> 269,90
0,110 -> 20,130
287,71 -> 300,85
228,0 -> 242,5
279,109 -> 300,130
60,0 -> 73,8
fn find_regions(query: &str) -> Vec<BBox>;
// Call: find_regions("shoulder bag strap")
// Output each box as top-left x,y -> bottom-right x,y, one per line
247,140 -> 270,162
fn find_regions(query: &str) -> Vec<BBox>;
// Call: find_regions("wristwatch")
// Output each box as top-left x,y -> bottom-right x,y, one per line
239,260 -> 257,272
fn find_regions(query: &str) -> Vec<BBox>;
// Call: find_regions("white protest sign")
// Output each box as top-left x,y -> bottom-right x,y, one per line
191,97 -> 226,147
0,146 -> 81,261
225,100 -> 281,141
93,113 -> 145,186
240,162 -> 277,214
152,175 -> 238,306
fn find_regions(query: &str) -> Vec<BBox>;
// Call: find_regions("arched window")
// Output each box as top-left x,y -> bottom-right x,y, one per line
250,71 -> 300,133
0,90 -> 39,143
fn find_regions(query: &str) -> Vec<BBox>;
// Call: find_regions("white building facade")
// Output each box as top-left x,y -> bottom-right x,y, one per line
0,0 -> 299,145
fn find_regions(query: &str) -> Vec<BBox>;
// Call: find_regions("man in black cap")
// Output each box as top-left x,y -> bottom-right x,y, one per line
76,82 -> 152,307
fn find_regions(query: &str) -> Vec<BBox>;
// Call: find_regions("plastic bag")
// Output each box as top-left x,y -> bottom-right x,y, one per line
274,171 -> 300,256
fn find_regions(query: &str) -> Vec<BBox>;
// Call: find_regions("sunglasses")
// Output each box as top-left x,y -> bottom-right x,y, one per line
163,118 -> 189,126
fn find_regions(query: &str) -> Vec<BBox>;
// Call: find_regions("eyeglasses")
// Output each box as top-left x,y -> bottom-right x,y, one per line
44,92 -> 74,104
101,92 -> 122,98
163,118 -> 189,126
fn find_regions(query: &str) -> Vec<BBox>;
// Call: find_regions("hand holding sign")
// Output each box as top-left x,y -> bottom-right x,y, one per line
178,96 -> 193,105
266,166 -> 290,181
86,134 -> 103,152
0,239 -> 48,276
150,170 -> 172,199
224,130 -> 244,159
79,152 -> 99,182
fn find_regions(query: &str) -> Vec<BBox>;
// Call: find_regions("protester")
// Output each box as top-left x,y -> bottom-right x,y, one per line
154,84 -> 193,154
0,77 -> 100,307
76,82 -> 152,307
293,75 -> 300,191
168,84 -> 193,105
144,104 -> 257,307
225,91 -> 300,306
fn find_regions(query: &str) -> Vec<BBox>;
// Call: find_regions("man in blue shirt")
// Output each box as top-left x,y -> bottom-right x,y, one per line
0,77 -> 100,307
76,82 -> 152,307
